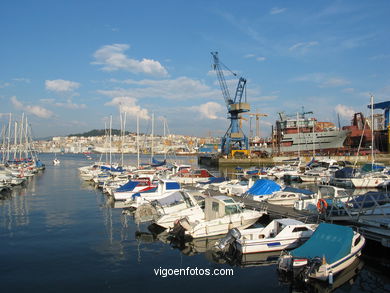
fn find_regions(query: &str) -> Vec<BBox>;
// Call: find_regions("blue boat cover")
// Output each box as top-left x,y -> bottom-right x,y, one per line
245,179 -> 281,196
246,169 -> 260,175
334,167 -> 355,178
166,182 -> 180,190
291,223 -> 353,264
361,163 -> 385,173
151,157 -> 166,167
199,177 -> 227,185
116,181 -> 139,192
348,191 -> 390,208
282,186 -> 314,196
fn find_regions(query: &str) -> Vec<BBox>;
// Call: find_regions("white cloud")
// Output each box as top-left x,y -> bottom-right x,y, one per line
291,73 -> 349,88
40,98 -> 86,109
105,96 -> 150,120
45,79 -> 80,92
320,77 -> 350,88
92,44 -> 168,77
0,82 -> 11,88
335,104 -> 355,119
289,41 -> 319,53
342,88 -> 355,94
190,102 -> 224,120
270,7 -> 286,15
10,96 -> 54,118
100,76 -> 218,100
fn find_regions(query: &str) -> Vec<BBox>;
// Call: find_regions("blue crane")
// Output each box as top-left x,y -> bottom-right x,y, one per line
211,52 -> 250,156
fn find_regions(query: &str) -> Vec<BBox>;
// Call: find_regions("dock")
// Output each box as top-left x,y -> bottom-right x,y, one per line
199,153 -> 390,167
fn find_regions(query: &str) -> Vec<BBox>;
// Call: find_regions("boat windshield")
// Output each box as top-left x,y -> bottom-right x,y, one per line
225,204 -> 242,215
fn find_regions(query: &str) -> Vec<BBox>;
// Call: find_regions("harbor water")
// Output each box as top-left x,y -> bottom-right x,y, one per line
1,153 -> 389,292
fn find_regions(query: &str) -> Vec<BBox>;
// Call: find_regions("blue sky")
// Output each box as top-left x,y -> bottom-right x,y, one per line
1,0 -> 390,138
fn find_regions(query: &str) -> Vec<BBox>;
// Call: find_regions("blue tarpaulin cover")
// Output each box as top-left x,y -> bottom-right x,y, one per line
334,167 -> 355,178
116,181 -> 139,192
291,223 -> 353,264
361,163 -> 385,173
165,182 -> 180,190
151,157 -> 166,167
245,179 -> 281,196
198,177 -> 227,185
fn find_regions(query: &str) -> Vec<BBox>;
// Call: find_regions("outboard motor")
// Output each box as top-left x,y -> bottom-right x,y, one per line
214,228 -> 241,252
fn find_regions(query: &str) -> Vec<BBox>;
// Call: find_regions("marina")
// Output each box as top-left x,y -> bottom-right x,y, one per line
1,153 -> 390,292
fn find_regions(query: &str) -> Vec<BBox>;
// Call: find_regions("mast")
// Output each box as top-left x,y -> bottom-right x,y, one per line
109,115 -> 112,167
6,113 -> 11,162
137,115 -> 140,168
297,112 -> 300,158
151,112 -> 154,161
371,94 -> 374,167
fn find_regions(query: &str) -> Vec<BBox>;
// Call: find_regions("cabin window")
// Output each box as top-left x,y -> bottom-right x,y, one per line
288,194 -> 296,198
212,202 -> 219,212
225,204 -> 241,215
292,227 -> 309,232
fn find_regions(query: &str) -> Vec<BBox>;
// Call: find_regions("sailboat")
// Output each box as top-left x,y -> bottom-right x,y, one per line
53,153 -> 60,165
350,95 -> 390,188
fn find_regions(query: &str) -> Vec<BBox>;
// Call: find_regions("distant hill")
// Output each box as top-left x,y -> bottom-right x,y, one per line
67,129 -> 134,137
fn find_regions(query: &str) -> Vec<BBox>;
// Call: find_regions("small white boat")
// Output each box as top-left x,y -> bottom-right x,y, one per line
216,218 -> 317,254
169,195 -> 265,239
278,223 -> 365,282
124,179 -> 181,209
267,187 -> 315,206
53,158 -> 60,165
134,190 -> 204,227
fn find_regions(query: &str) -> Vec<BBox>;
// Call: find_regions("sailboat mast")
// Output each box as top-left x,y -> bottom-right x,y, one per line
151,113 -> 154,161
137,115 -> 140,168
109,115 -> 112,166
6,113 -> 11,162
371,94 -> 374,167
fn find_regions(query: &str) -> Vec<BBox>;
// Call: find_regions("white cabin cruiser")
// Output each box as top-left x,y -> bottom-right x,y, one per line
134,190 -> 204,228
169,195 -> 265,239
267,187 -> 315,207
215,219 -> 317,254
124,179 -> 181,209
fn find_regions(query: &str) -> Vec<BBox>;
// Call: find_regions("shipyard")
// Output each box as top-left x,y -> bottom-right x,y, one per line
1,1 -> 390,293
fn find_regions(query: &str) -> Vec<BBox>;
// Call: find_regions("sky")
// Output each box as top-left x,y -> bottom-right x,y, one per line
1,0 -> 390,138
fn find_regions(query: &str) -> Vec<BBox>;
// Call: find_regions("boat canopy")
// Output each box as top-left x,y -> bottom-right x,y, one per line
291,223 -> 353,264
361,163 -> 385,173
199,177 -> 227,185
334,167 -> 355,178
155,191 -> 183,206
245,179 -> 281,196
151,157 -> 166,167
116,181 -> 139,192
282,186 -> 314,196
165,181 -> 181,190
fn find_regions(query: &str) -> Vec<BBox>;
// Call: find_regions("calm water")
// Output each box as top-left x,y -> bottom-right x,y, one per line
1,153 -> 389,293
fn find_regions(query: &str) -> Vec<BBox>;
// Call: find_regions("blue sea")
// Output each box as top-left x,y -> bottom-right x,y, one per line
0,153 -> 389,293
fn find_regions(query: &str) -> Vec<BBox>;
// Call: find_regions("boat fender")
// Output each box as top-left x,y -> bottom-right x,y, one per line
328,271 -> 333,285
317,199 -> 328,213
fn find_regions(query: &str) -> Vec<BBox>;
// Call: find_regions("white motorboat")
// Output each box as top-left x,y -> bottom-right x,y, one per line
170,168 -> 215,184
266,187 -> 315,206
53,158 -> 60,165
111,177 -> 157,200
215,218 -> 317,254
124,179 -> 181,209
170,195 -> 265,239
294,185 -> 350,213
278,223 -> 365,282
136,190 -> 204,228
